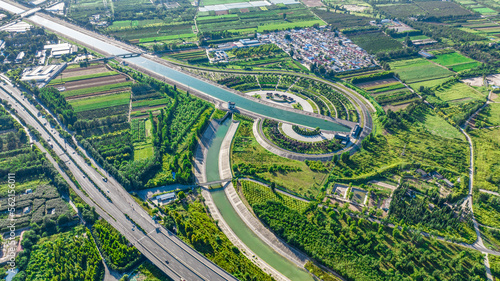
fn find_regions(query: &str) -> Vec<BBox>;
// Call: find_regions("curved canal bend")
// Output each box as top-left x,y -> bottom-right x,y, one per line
206,119 -> 314,281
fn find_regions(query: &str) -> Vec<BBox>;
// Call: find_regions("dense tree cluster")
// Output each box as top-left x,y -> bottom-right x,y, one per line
253,201 -> 486,281
92,220 -> 142,272
233,162 -> 301,176
389,183 -> 473,233
38,87 -> 77,126
169,201 -> 273,281
14,227 -> 104,281
263,119 -> 343,154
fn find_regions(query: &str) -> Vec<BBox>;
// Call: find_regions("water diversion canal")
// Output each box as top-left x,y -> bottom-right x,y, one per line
206,118 -> 313,281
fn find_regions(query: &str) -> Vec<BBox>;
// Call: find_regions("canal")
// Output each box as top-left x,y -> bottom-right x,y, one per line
22,12 -> 349,132
206,118 -> 314,281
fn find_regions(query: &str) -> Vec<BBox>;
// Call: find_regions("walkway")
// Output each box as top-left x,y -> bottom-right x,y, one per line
244,90 -> 314,113
253,118 -> 353,161
281,123 -> 335,142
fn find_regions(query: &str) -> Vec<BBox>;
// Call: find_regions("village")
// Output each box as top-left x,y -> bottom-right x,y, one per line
261,27 -> 377,72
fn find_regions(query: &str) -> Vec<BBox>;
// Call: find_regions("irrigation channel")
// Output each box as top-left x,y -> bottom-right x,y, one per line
206,118 -> 314,281
21,12 -> 350,132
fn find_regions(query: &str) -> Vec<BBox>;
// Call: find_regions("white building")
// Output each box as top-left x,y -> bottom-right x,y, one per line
0,21 -> 32,33
44,43 -> 78,58
21,63 -> 66,84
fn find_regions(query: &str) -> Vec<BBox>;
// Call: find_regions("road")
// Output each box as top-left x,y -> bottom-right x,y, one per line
0,80 -> 239,281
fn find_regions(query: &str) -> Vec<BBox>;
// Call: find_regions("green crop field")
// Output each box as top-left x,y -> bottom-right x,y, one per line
70,92 -> 131,112
476,103 -> 500,127
62,82 -> 133,98
389,58 -> 454,84
474,7 -> 497,14
348,30 -> 403,54
434,82 -> 484,103
431,52 -> 476,66
452,61 -> 481,72
49,72 -> 118,85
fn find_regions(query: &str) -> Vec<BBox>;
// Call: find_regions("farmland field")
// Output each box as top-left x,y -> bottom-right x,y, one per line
69,92 -> 131,113
312,9 -> 370,29
431,52 -> 476,67
62,82 -> 133,98
476,103 -> 500,127
389,58 -> 454,84
470,127 -> 500,192
434,82 -> 484,103
347,30 -> 403,54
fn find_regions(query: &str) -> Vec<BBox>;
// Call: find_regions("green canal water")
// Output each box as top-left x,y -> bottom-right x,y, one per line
206,119 -> 313,281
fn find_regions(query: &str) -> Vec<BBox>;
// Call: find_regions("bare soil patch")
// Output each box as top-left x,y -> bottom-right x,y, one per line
303,0 -> 324,7
59,65 -> 110,78
64,75 -> 127,91
356,78 -> 399,88
383,102 -> 411,112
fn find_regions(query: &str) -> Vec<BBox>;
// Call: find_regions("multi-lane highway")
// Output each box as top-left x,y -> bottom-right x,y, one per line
0,79 -> 239,281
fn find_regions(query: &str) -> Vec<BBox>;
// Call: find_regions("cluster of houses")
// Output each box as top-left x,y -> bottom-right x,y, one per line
261,27 -> 376,72
208,38 -> 263,63
415,168 -> 456,188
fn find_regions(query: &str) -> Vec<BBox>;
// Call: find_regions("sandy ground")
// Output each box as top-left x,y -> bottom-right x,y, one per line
343,4 -> 368,12
281,123 -> 335,142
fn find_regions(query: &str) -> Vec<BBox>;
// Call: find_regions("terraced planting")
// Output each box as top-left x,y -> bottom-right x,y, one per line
197,5 -> 324,34
232,118 -> 330,198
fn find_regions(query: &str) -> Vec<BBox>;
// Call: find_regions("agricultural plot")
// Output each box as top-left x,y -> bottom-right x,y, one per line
389,58 -> 454,84
470,127 -> 500,192
347,30 -> 403,54
433,81 -> 484,103
131,119 -> 154,161
430,51 -> 480,72
197,5 -> 324,34
312,9 -> 371,29
475,103 -> 500,127
87,130 -> 134,165
168,49 -> 208,63
377,1 -> 473,19
69,91 -> 131,113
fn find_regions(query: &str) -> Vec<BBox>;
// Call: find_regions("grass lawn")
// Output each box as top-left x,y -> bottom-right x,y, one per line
470,127 -> 500,192
476,103 -> 500,127
231,118 -> 329,198
480,226 -> 500,252
69,91 -> 131,112
389,58 -> 453,84
451,61 -> 481,72
434,82 -> 485,103
474,198 -> 500,228
490,254 -> 500,280
418,108 -> 464,140
431,52 -> 476,67
134,143 -> 154,160
409,77 -> 453,90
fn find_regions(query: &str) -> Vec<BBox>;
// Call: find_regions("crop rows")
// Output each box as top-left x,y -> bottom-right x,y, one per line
374,90 -> 417,106
258,74 -> 280,87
